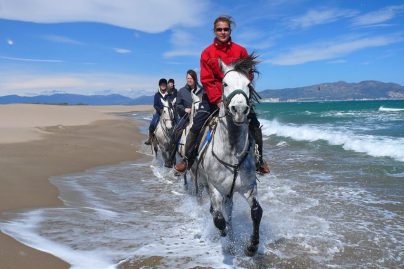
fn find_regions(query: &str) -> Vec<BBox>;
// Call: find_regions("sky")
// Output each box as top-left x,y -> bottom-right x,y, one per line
1,0 -> 403,97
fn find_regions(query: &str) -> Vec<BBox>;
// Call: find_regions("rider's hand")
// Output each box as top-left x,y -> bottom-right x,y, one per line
216,100 -> 223,108
185,108 -> 191,113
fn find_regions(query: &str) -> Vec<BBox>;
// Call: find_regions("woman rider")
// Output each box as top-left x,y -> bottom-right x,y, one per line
169,70 -> 203,162
175,15 -> 269,174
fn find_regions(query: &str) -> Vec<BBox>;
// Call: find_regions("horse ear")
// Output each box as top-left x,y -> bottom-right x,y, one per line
219,58 -> 230,73
161,98 -> 168,107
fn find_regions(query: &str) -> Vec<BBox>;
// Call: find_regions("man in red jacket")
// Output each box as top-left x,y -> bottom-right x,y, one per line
175,15 -> 269,174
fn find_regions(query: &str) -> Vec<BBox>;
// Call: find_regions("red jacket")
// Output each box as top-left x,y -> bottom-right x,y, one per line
200,38 -> 249,104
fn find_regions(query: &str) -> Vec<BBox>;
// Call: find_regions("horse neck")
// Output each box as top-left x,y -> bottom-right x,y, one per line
215,108 -> 249,155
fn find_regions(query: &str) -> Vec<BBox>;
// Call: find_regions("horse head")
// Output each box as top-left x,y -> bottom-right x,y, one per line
219,54 -> 258,126
160,99 -> 174,130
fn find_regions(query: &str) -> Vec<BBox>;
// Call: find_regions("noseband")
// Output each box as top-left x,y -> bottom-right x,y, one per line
222,69 -> 251,112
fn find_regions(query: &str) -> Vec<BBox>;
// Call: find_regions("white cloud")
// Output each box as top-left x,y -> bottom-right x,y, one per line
288,8 -> 358,29
0,0 -> 207,33
0,71 -> 162,96
352,4 -> 404,27
42,35 -> 84,45
6,39 -> 14,45
114,48 -> 131,54
236,29 -> 276,50
328,59 -> 346,64
0,56 -> 63,63
163,29 -> 201,58
268,34 -> 403,65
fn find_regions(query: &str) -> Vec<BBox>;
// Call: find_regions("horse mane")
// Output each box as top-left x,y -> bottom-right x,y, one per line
231,52 -> 260,81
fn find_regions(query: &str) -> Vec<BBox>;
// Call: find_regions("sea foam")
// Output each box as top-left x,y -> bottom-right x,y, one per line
379,106 -> 404,112
261,119 -> 404,162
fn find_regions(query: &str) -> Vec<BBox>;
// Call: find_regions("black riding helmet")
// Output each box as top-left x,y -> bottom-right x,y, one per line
159,78 -> 168,86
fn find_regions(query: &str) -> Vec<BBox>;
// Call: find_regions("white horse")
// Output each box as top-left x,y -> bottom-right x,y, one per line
176,86 -> 203,186
152,99 -> 176,168
178,86 -> 203,158
191,55 -> 263,256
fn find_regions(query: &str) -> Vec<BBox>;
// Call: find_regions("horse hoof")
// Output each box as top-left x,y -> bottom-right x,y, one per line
245,245 -> 258,256
213,211 -> 226,232
245,243 -> 258,257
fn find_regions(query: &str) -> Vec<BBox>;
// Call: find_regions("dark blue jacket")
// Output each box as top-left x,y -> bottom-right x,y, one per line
153,90 -> 174,114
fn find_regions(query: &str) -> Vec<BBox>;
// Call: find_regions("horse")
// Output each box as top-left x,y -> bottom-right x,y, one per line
177,86 -> 203,162
152,99 -> 176,168
190,55 -> 263,256
175,86 -> 202,186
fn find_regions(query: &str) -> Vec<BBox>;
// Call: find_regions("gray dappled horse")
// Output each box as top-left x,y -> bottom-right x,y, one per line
152,99 -> 176,168
192,55 -> 263,256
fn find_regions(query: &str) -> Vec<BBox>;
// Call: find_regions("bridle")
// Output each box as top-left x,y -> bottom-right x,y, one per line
221,69 -> 251,114
160,105 -> 175,142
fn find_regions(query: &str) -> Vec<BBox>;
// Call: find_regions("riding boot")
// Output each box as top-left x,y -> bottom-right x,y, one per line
174,131 -> 198,172
144,130 -> 154,145
254,126 -> 270,174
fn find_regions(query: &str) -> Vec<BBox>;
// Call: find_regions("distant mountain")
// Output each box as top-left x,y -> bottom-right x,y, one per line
0,93 -> 152,105
132,95 -> 154,105
2,80 -> 403,105
259,80 -> 404,102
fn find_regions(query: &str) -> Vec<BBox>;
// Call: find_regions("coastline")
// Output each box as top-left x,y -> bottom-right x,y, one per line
0,104 -> 152,269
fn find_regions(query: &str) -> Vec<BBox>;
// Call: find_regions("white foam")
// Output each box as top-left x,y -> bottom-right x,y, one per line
261,119 -> 404,162
379,106 -> 404,112
387,172 -> 404,178
0,210 -> 117,269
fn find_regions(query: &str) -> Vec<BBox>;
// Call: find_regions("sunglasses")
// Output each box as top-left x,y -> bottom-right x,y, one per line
215,27 -> 230,32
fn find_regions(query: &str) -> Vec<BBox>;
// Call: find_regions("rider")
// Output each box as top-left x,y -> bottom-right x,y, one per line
144,78 -> 175,145
169,70 -> 203,162
175,70 -> 200,133
167,78 -> 178,98
175,15 -> 270,174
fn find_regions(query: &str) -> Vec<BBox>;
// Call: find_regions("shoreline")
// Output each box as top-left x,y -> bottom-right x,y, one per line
0,104 -> 152,269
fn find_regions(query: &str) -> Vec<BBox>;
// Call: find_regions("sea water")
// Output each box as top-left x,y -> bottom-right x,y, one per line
1,100 -> 403,268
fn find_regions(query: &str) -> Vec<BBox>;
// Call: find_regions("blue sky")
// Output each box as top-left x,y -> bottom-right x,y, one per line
1,0 -> 403,97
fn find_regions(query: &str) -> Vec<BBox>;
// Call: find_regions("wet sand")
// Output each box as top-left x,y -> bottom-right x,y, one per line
0,104 -> 152,269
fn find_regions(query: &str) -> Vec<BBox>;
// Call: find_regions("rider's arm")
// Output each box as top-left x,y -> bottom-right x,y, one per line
200,52 -> 222,104
153,93 -> 163,114
176,90 -> 186,117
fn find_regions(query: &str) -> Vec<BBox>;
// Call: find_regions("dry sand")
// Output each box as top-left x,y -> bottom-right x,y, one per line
0,104 -> 152,269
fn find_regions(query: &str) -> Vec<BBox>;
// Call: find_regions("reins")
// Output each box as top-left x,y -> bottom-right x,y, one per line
210,121 -> 252,199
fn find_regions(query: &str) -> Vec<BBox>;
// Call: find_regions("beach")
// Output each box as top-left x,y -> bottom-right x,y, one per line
0,104 -> 152,269
0,101 -> 402,268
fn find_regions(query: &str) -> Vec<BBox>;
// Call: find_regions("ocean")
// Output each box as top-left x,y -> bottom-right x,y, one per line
1,100 -> 403,268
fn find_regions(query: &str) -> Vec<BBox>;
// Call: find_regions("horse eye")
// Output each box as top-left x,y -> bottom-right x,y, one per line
223,82 -> 228,87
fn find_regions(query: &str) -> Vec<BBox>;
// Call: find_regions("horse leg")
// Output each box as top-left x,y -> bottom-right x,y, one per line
223,197 -> 235,254
243,187 -> 263,256
223,198 -> 233,238
208,184 -> 226,236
